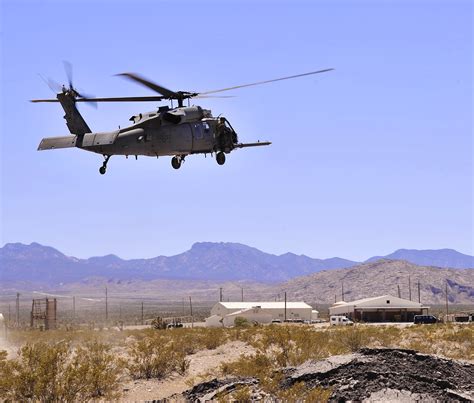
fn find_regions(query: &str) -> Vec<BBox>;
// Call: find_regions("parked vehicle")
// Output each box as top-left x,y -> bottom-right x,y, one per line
271,319 -> 282,324
453,313 -> 473,323
330,315 -> 354,326
414,315 -> 438,324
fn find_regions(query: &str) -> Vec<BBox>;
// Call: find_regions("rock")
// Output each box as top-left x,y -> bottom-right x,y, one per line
180,348 -> 474,401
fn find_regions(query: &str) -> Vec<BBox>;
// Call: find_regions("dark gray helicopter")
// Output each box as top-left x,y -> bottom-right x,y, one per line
32,67 -> 333,174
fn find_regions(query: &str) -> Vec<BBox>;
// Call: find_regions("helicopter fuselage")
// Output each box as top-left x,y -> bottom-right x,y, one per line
39,105 -> 239,158
84,106 -> 225,157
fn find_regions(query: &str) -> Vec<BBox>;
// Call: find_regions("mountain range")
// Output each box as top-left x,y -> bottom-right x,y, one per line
278,259 -> 474,305
1,242 -> 472,286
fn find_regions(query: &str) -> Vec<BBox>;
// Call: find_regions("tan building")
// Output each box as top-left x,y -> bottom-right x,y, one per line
329,295 -> 429,322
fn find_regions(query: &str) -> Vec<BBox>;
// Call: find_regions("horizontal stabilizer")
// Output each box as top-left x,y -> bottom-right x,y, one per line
234,141 -> 272,149
38,135 -> 77,150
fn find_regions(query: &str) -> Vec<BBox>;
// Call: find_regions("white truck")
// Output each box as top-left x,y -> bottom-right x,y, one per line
330,315 -> 354,326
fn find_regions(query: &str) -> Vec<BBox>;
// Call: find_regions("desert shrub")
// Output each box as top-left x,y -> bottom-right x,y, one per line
0,350 -> 14,397
440,325 -> 473,343
228,326 -> 259,344
277,382 -> 332,402
234,316 -> 250,328
402,324 -> 474,359
127,336 -> 188,379
332,326 -> 369,352
68,340 -> 125,399
250,326 -> 328,367
366,326 -> 402,348
195,328 -> 228,350
221,352 -> 282,395
221,352 -> 273,379
0,341 -> 123,401
228,384 -> 252,402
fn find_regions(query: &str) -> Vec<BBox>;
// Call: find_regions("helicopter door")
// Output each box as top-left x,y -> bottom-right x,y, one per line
191,122 -> 213,152
166,124 -> 192,154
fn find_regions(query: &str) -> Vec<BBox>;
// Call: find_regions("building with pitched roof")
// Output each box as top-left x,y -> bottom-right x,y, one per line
206,301 -> 318,327
329,295 -> 429,322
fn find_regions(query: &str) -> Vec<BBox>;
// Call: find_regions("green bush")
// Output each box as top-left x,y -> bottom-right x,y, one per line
333,326 -> 369,352
127,336 -> 189,379
234,316 -> 250,328
0,341 -> 123,401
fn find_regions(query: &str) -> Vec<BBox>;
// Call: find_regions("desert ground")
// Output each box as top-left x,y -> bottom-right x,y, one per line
1,320 -> 472,401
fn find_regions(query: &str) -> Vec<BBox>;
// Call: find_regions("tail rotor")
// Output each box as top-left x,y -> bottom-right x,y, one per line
37,62 -> 97,108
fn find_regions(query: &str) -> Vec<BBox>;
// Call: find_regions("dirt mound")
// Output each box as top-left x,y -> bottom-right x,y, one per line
182,348 -> 474,401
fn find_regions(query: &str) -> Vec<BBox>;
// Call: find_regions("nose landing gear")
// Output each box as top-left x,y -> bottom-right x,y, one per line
99,155 -> 111,175
216,152 -> 226,165
171,155 -> 185,169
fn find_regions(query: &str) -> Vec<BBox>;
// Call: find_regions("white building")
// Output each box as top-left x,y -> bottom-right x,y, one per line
329,295 -> 429,322
206,301 -> 318,327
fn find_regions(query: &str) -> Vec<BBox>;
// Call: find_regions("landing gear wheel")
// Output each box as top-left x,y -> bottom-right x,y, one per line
216,152 -> 226,165
171,156 -> 182,169
99,155 -> 111,175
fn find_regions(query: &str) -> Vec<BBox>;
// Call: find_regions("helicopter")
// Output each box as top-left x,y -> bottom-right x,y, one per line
31,66 -> 333,174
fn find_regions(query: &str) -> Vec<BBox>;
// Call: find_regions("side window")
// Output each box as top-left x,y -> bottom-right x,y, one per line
194,123 -> 203,139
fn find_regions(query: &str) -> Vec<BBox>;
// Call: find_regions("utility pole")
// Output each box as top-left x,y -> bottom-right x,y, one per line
397,284 -> 401,298
119,303 -> 122,320
219,288 -> 223,302
341,282 -> 344,302
73,296 -> 76,321
408,276 -> 412,301
189,297 -> 193,328
141,301 -> 144,325
417,281 -> 421,303
335,294 -> 337,303
445,280 -> 449,318
241,287 -> 244,302
105,287 -> 108,322
182,298 -> 185,316
8,304 -> 11,323
16,293 -> 20,326
284,292 -> 287,322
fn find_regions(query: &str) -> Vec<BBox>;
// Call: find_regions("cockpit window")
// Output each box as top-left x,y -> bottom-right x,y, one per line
203,122 -> 210,132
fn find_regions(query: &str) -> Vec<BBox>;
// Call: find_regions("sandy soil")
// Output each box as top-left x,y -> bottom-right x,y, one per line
121,340 -> 255,401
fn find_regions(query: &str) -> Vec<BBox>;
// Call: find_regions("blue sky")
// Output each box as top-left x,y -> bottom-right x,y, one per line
1,0 -> 472,261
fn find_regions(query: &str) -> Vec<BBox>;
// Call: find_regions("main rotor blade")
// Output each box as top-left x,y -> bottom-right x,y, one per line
77,96 -> 166,102
31,96 -> 166,103
31,98 -> 60,103
117,73 -> 179,98
200,68 -> 334,95
194,95 -> 236,99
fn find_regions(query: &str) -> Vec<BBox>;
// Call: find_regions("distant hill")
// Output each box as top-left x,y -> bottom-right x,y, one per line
0,242 -> 357,285
365,248 -> 473,269
278,259 -> 474,305
1,242 -> 472,288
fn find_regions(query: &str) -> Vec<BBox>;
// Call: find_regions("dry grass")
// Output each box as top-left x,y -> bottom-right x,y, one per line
0,341 -> 123,401
1,323 -> 472,400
